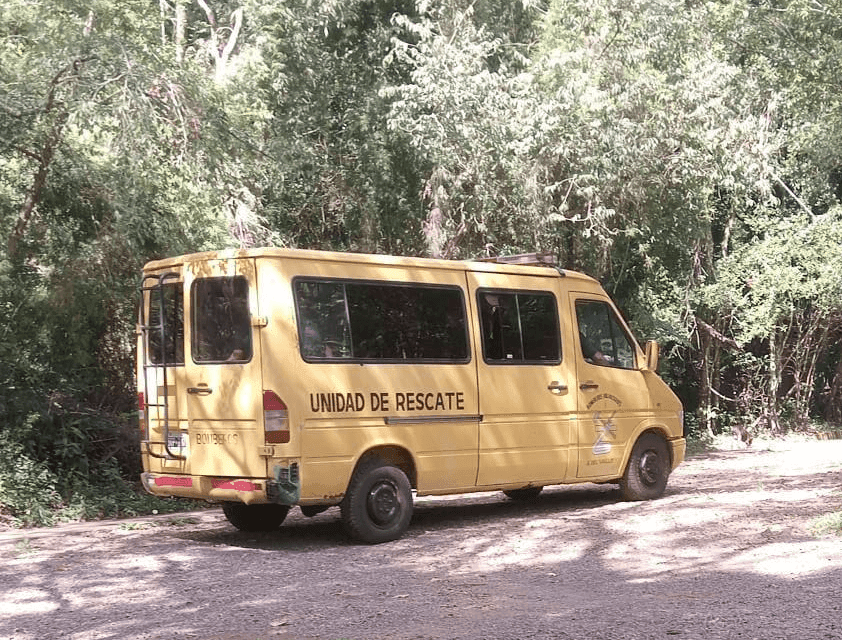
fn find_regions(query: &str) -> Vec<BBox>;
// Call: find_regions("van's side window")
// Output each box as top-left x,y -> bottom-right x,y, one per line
575,300 -> 636,369
295,281 -> 352,359
294,279 -> 469,363
149,282 -> 184,365
478,290 -> 561,364
192,276 -> 252,363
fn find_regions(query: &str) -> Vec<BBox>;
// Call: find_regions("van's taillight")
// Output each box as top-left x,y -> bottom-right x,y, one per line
263,390 -> 290,444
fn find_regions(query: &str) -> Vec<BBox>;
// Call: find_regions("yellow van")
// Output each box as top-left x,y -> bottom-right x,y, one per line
137,248 -> 685,543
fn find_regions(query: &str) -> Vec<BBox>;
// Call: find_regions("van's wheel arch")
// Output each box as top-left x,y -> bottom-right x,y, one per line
620,431 -> 670,501
341,459 -> 413,544
221,502 -> 290,531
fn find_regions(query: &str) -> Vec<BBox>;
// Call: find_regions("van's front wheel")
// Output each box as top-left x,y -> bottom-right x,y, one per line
341,462 -> 413,544
222,502 -> 290,532
620,432 -> 670,501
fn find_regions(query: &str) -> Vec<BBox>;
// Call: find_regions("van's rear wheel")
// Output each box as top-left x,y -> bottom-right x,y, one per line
341,462 -> 413,544
222,502 -> 290,532
620,432 -> 670,501
503,486 -> 543,501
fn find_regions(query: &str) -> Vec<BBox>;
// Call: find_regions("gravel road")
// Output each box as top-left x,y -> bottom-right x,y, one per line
2,439 -> 841,640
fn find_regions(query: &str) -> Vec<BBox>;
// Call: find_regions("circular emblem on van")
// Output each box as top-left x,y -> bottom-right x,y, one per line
587,393 -> 622,456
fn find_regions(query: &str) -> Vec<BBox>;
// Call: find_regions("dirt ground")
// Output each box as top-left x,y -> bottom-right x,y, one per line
2,438 -> 842,640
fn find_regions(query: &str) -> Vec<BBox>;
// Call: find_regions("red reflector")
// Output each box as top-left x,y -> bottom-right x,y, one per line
263,390 -> 287,411
138,392 -> 146,411
265,431 -> 291,444
212,479 -> 259,492
155,476 -> 192,488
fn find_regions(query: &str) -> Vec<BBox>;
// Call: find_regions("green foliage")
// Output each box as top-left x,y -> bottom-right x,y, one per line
811,510 -> 842,537
0,0 -> 236,526
242,0 -> 428,253
0,425 -> 195,528
0,433 -> 62,527
699,210 -> 842,344
384,4 -> 547,257
693,208 -> 842,428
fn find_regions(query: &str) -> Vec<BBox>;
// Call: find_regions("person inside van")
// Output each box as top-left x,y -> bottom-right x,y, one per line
481,293 -> 505,360
580,333 -> 613,365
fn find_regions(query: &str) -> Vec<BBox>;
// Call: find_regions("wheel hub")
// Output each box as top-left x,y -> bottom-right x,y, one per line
639,450 -> 662,486
367,480 -> 399,526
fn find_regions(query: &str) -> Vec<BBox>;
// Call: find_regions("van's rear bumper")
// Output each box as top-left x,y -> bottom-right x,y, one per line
141,464 -> 301,506
141,472 -> 269,505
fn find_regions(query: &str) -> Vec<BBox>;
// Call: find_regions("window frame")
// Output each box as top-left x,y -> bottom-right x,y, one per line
293,276 -> 472,365
574,298 -> 638,370
476,287 -> 562,366
190,275 -> 254,365
147,281 -> 185,366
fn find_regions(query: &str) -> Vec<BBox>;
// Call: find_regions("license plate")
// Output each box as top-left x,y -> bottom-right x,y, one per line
167,431 -> 189,455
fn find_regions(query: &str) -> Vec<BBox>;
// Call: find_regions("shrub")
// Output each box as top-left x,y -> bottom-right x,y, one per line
0,434 -> 63,527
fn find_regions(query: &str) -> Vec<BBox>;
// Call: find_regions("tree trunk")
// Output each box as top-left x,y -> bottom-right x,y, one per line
7,61 -> 84,259
8,115 -> 66,257
195,1 -> 243,82
825,346 -> 842,425
175,0 -> 187,64
767,330 -> 783,434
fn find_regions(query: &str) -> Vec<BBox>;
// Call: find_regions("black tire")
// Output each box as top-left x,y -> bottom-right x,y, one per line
620,432 -> 670,501
221,502 -> 290,532
503,486 -> 543,501
341,461 -> 413,544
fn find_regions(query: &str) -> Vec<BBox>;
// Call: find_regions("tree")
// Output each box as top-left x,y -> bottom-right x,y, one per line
384,2 -> 549,257
239,0 -> 428,254
0,0 -> 240,520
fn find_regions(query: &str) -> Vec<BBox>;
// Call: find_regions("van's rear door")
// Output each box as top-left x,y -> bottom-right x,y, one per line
182,257 -> 265,478
140,267 -> 189,472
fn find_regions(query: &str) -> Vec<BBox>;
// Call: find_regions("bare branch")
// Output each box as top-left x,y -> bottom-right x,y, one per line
218,8 -> 244,75
695,317 -> 741,351
195,0 -> 217,29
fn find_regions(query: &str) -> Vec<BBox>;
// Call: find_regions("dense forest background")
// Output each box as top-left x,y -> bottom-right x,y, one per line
2,0 -> 842,525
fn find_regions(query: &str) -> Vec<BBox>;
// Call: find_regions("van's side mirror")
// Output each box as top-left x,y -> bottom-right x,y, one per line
644,341 -> 660,371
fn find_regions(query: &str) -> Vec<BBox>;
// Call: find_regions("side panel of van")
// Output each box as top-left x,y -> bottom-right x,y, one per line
468,271 -> 576,487
257,258 -> 480,501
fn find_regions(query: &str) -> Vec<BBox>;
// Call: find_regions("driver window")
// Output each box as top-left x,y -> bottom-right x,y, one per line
575,300 -> 636,369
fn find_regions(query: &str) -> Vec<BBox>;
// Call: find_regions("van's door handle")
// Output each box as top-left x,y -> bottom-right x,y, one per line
187,386 -> 213,395
547,381 -> 568,393
579,382 -> 599,391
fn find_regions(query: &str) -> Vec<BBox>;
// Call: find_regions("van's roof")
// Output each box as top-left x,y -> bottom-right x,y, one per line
143,247 -> 600,284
